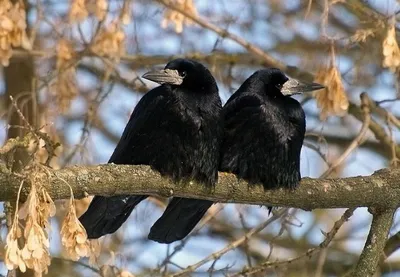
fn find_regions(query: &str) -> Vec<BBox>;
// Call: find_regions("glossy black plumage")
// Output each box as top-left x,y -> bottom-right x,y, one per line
220,68 -> 307,193
79,59 -> 222,241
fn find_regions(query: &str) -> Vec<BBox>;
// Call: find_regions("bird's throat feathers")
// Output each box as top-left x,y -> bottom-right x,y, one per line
170,85 -> 221,113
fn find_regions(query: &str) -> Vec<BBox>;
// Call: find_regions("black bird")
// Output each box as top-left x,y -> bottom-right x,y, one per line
79,59 -> 222,241
220,68 -> 323,197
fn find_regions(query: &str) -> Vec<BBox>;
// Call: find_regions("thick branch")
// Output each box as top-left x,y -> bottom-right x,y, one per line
350,208 -> 395,277
1,164 -> 400,210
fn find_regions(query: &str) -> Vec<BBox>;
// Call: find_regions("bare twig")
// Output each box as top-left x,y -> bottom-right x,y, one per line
168,209 -> 288,277
348,103 -> 400,158
51,257 -> 100,275
231,208 -> 355,276
156,0 -> 314,81
314,248 -> 328,277
0,135 -> 31,155
320,92 -> 371,178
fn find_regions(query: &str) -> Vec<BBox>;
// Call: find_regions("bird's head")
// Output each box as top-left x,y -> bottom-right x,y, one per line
142,58 -> 218,93
252,68 -> 324,97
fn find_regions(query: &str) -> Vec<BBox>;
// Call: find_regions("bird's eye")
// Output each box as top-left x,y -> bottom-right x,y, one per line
180,71 -> 187,77
276,83 -> 283,90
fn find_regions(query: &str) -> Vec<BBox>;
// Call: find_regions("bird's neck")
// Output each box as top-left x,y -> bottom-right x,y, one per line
239,80 -> 284,100
174,87 -> 220,113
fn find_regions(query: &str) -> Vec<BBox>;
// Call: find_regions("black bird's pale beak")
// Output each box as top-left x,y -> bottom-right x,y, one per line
281,78 -> 325,96
142,69 -> 184,85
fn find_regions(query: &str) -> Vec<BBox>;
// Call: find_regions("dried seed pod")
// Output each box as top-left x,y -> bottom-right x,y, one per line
0,0 -> 30,66
161,0 -> 198,33
53,39 -> 78,113
382,23 -> 400,72
91,21 -> 125,61
9,179 -> 54,275
69,0 -> 88,23
61,195 -> 91,261
314,64 -> 349,120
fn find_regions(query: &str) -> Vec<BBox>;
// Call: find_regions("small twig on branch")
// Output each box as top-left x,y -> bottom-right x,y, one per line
156,0 -> 314,81
168,208 -> 289,277
348,102 -> 400,159
320,92 -> 371,178
384,230 -> 400,259
230,208 -> 355,276
0,135 -> 32,155
51,257 -> 100,275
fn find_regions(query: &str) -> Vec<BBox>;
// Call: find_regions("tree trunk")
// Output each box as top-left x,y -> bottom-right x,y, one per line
5,1 -> 36,276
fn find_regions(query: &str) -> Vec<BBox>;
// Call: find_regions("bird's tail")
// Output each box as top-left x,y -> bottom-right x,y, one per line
148,197 -> 213,243
79,195 -> 147,239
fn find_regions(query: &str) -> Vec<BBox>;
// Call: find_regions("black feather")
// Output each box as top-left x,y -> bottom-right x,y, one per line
220,68 -> 305,198
147,59 -> 222,243
79,195 -> 146,239
79,59 -> 222,241
148,198 -> 213,243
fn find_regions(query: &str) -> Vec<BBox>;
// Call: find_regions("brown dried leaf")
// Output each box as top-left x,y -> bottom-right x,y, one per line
61,197 -> 91,261
314,65 -> 349,120
18,183 -> 38,220
91,21 -> 125,61
42,190 -> 56,218
0,0 -> 29,65
95,0 -> 108,21
53,39 -> 78,113
69,0 -> 88,23
161,0 -> 198,33
56,39 -> 74,68
4,217 -> 27,273
32,247 -> 44,259
21,245 -> 31,259
13,177 -> 54,275
382,23 -> 400,72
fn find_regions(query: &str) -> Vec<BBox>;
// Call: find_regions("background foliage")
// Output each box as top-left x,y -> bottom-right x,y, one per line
1,0 -> 400,276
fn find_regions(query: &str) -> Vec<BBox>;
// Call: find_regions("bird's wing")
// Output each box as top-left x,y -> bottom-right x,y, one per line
222,94 -> 265,136
220,94 -> 266,171
220,92 -> 304,191
80,86 -> 180,239
108,86 -> 178,165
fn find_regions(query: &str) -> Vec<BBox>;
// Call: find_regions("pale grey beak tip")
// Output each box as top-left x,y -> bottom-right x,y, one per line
281,79 -> 325,96
142,69 -> 184,85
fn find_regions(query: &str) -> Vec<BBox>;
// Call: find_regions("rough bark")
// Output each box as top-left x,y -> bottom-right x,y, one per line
0,164 -> 399,210
350,208 -> 395,277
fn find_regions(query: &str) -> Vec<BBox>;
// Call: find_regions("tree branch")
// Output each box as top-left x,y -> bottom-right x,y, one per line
156,0 -> 314,82
1,164 -> 400,210
349,208 -> 395,277
233,208 -> 356,276
348,103 -> 400,158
